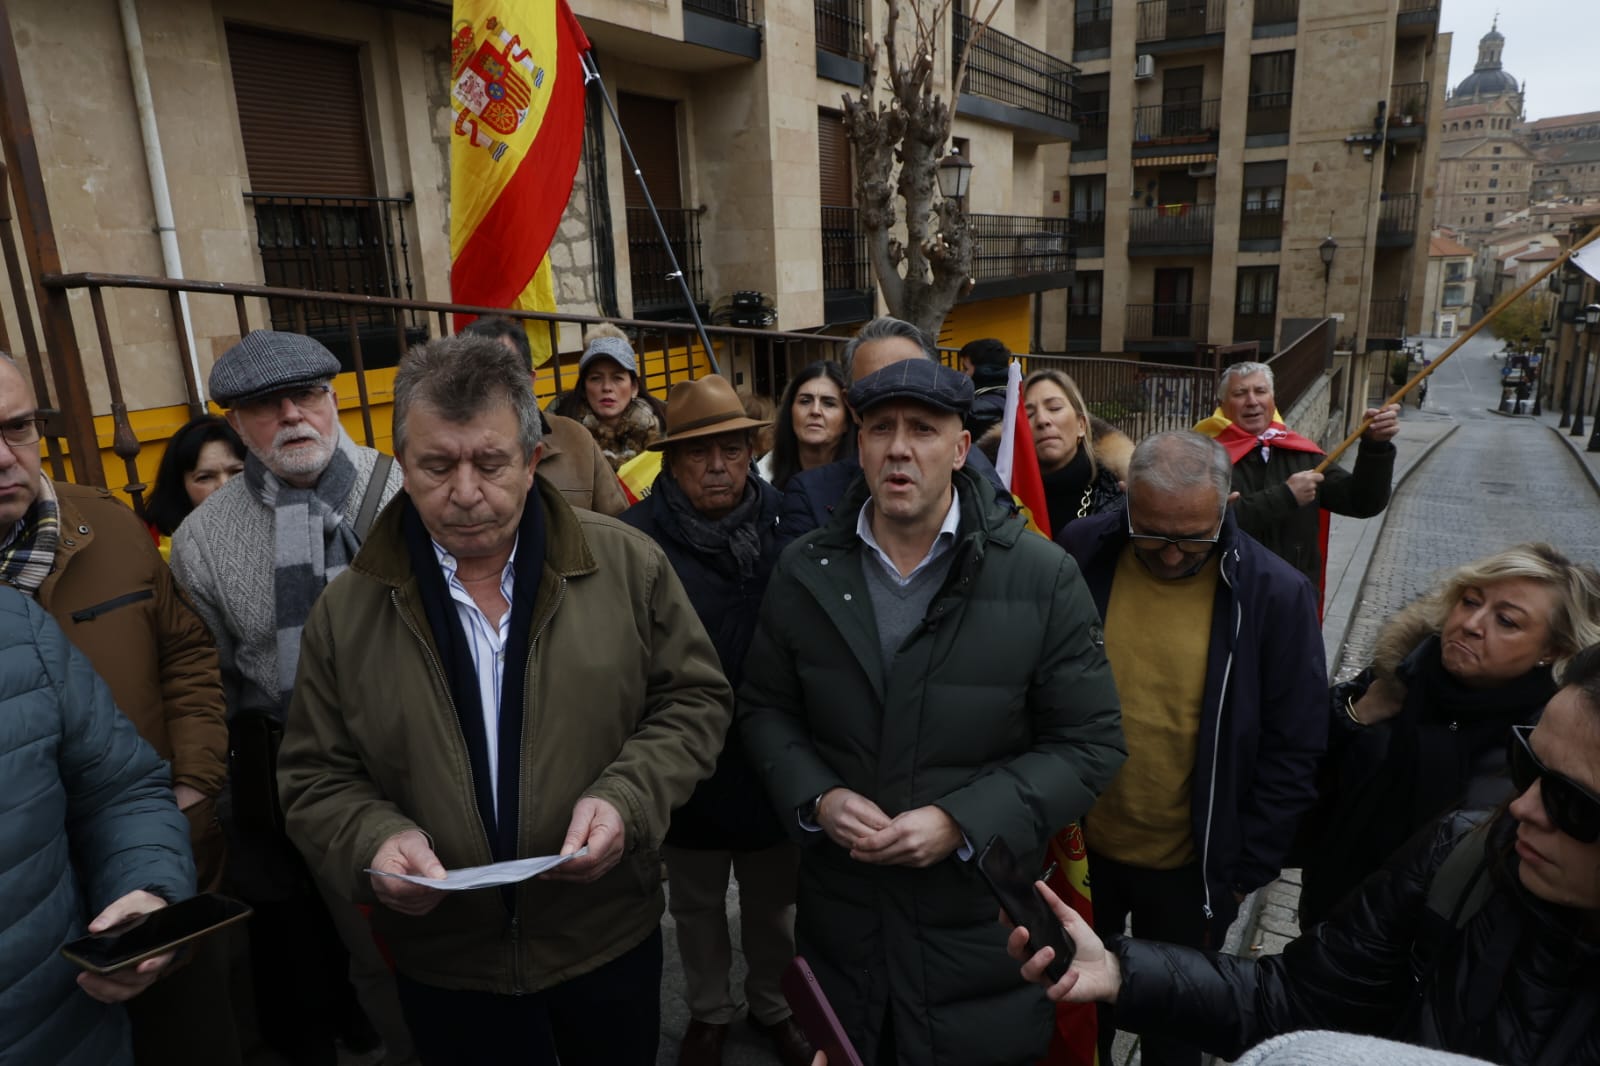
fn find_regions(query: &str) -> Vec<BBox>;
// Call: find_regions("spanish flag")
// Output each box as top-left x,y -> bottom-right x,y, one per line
450,0 -> 591,363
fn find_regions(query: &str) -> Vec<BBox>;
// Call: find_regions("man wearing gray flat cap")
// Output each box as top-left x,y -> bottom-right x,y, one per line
739,360 -> 1126,1066
169,329 -> 413,1065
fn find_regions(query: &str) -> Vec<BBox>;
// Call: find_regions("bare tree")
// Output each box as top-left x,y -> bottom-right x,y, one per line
840,0 -> 1002,337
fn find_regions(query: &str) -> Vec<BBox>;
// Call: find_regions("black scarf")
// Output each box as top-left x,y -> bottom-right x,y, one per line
1040,447 -> 1094,535
1397,634 -> 1557,825
401,493 -> 546,863
657,465 -> 764,581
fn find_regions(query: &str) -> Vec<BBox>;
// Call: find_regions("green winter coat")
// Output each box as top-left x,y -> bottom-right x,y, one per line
739,465 -> 1126,1066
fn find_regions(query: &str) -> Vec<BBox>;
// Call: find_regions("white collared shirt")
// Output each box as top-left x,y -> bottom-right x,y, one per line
432,536 -> 518,816
856,488 -> 962,585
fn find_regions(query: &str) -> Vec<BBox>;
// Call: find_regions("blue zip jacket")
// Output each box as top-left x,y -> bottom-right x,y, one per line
1058,506 -> 1327,923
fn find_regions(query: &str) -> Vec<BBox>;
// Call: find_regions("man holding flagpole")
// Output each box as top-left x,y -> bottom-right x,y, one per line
1197,361 -> 1398,601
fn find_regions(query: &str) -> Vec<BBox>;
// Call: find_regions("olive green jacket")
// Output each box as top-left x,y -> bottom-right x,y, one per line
740,465 -> 1126,1066
278,477 -> 732,993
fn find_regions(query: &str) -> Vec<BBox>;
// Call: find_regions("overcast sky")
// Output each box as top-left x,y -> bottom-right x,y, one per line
1441,0 -> 1600,121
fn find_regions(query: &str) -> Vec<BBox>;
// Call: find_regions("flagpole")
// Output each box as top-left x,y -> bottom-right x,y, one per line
581,52 -> 721,376
1316,222 -> 1600,471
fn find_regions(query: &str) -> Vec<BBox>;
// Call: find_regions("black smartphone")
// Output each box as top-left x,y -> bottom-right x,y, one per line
976,834 -> 1075,982
60,893 -> 253,975
781,956 -> 865,1066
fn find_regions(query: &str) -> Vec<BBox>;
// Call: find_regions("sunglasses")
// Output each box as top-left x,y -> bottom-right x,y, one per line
1508,724 -> 1600,844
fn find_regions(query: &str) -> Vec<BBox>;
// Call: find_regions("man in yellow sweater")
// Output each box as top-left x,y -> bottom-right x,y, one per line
1055,431 -> 1327,1066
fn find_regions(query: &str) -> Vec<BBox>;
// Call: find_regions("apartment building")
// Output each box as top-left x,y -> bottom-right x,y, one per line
1049,0 -> 1446,365
1422,231 -> 1475,336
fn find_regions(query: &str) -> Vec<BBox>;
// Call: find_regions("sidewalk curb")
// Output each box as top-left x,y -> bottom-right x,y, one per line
1545,422 -> 1600,498
1319,423 -> 1459,681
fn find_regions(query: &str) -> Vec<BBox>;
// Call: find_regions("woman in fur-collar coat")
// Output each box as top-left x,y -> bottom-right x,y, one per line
548,324 -> 666,470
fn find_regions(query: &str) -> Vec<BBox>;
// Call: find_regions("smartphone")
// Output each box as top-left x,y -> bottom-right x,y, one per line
976,834 -> 1075,982
60,893 -> 253,975
781,956 -> 865,1066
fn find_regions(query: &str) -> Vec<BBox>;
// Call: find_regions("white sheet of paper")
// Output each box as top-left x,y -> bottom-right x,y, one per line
366,847 -> 587,891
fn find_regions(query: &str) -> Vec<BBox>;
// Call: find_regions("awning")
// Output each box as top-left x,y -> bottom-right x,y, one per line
1133,153 -> 1217,168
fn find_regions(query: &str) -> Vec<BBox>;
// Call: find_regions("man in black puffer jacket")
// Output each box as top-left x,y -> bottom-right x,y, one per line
621,374 -> 809,1066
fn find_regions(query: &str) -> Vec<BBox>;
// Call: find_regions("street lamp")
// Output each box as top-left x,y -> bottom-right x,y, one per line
1573,304 -> 1600,438
1587,305 -> 1600,451
1319,235 -> 1338,315
936,148 -> 974,207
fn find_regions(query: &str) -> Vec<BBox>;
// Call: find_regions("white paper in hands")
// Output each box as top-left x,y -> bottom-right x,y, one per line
367,848 -> 588,891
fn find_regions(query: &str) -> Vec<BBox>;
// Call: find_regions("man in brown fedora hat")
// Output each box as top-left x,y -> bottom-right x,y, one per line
620,374 -> 810,1066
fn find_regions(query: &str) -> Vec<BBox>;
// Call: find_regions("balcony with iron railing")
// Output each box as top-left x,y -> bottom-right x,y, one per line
966,214 -> 1073,299
1397,0 -> 1439,32
1072,109 -> 1109,155
1066,304 -> 1103,350
953,13 -> 1077,138
815,0 -> 867,80
683,0 -> 761,58
1377,193 -> 1419,247
1136,0 -> 1226,46
1252,0 -> 1299,33
626,207 -> 705,316
1387,81 -> 1430,140
1126,302 -> 1210,343
1245,91 -> 1292,140
1070,210 -> 1106,253
821,206 -> 874,322
1239,200 -> 1284,246
1132,98 -> 1221,148
242,191 -> 423,366
1129,202 -> 1215,252
1368,296 -> 1410,342
1074,9 -> 1112,56
1233,310 -> 1277,351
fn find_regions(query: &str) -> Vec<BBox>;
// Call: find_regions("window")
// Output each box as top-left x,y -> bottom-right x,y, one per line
1489,178 -> 1498,188
1485,212 -> 1494,222
1488,197 -> 1496,204
1491,163 -> 1500,171
1237,267 -> 1278,315
1493,146 -> 1503,155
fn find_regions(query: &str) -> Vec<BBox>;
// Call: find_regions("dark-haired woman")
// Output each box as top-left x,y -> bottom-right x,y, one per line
144,415 -> 246,551
758,361 -> 850,491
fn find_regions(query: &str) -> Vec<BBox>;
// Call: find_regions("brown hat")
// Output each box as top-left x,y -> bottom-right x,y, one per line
648,374 -> 771,450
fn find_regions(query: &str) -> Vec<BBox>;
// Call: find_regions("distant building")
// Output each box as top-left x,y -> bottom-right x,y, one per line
1424,232 -> 1476,336
1433,21 -> 1531,237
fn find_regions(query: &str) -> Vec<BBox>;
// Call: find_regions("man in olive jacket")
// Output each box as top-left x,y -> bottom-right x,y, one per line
740,360 -> 1126,1066
278,335 -> 732,1066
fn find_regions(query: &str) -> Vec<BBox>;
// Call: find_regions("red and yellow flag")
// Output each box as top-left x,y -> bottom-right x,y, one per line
449,0 -> 591,363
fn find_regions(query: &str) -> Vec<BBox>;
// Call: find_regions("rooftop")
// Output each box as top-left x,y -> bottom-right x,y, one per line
1430,235 -> 1475,258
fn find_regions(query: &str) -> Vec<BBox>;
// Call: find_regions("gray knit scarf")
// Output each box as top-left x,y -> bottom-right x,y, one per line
244,429 -> 361,707
658,465 -> 763,580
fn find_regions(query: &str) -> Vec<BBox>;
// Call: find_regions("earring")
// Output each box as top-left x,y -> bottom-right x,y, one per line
1537,658 -> 1551,666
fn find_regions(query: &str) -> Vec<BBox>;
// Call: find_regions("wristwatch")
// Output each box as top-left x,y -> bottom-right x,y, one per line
801,792 -> 825,824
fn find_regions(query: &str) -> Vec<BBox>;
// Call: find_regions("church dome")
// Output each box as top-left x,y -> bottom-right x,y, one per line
1453,21 -> 1519,101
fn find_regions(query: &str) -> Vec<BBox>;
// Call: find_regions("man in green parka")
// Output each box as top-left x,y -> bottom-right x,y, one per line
740,358 -> 1126,1066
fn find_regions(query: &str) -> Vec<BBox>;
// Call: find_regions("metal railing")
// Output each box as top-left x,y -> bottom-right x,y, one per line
685,0 -> 756,25
37,271 -> 861,508
1240,200 -> 1284,241
1377,194 -> 1419,243
1368,296 -> 1409,337
1126,302 -> 1210,342
1388,81 -> 1430,126
1136,0 -> 1226,43
1253,0 -> 1299,26
815,0 -> 866,60
1397,0 -> 1439,17
1070,209 -> 1106,249
1129,202 -> 1215,247
1074,110 -> 1109,151
967,214 -> 1072,281
820,206 -> 871,293
1233,312 -> 1277,350
1074,11 -> 1112,52
1066,306 -> 1103,343
1133,98 -> 1221,144
1264,318 -> 1334,408
954,13 -> 1076,122
1026,354 -> 1219,439
626,207 -> 705,313
1246,91 -> 1293,136
243,192 -> 418,336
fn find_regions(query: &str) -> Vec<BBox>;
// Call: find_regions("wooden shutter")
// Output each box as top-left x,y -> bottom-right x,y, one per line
818,110 -> 853,207
618,94 -> 683,209
226,25 -> 375,196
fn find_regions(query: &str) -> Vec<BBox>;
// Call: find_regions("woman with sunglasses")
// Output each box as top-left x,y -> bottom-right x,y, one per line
1296,543 -> 1600,926
1009,644 -> 1600,1065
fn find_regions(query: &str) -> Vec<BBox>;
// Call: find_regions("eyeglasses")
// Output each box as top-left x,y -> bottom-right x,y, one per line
0,416 -> 45,448
237,384 -> 331,416
1508,724 -> 1600,843
1126,510 -> 1222,555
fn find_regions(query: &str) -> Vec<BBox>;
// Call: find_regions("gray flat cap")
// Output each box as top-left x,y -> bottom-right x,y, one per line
210,331 -> 341,407
848,359 -> 974,417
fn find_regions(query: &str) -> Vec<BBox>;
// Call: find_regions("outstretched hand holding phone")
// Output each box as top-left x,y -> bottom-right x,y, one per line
1005,878 -> 1124,1005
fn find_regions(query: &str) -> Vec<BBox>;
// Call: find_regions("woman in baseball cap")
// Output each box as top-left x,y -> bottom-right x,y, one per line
549,324 -> 666,471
